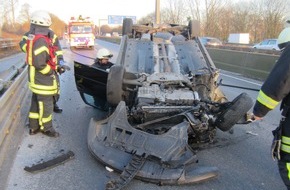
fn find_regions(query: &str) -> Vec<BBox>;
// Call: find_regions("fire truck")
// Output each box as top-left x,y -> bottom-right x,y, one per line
67,16 -> 95,49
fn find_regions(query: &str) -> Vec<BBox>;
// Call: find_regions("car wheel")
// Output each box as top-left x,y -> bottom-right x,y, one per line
215,93 -> 253,132
188,20 -> 200,38
106,65 -> 125,106
122,18 -> 133,36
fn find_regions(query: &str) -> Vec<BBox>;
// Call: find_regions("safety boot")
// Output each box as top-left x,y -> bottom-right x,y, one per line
29,128 -> 40,135
53,104 -> 63,113
41,127 -> 59,137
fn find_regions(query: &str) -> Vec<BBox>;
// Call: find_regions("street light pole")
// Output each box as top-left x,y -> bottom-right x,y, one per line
155,0 -> 160,24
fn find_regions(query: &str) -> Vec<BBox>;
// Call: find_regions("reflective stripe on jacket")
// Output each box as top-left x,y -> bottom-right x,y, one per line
256,90 -> 279,110
51,33 -> 64,61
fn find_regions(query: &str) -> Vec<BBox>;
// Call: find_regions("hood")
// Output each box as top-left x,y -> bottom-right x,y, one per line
29,24 -> 50,36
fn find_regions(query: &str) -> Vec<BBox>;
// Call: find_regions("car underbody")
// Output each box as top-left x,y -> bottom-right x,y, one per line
74,19 -> 253,189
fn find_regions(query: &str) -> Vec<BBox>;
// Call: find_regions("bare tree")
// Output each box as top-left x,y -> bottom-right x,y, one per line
111,25 -> 122,34
1,1 -> 10,25
246,1 -> 265,42
138,12 -> 155,24
186,0 -> 201,22
183,0 -> 288,42
203,0 -> 230,37
162,0 -> 188,24
17,3 -> 31,24
101,25 -> 112,35
4,0 -> 18,25
262,0 -> 286,39
216,6 -> 234,41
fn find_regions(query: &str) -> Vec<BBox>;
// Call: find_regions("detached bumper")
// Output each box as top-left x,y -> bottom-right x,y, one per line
88,101 -> 218,185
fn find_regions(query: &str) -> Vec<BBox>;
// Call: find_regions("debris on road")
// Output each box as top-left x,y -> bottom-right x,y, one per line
24,150 -> 75,173
246,131 -> 258,136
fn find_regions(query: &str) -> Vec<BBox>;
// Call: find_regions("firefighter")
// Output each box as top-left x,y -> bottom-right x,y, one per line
252,27 -> 290,189
19,10 -> 61,137
91,48 -> 113,110
19,16 -> 64,114
93,48 -> 114,71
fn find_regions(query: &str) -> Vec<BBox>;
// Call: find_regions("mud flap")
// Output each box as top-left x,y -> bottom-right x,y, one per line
24,151 -> 75,173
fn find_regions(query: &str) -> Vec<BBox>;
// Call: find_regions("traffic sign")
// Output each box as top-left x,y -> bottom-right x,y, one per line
108,15 -> 137,24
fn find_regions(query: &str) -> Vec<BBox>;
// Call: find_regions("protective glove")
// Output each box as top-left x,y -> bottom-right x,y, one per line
57,66 -> 66,74
236,113 -> 260,124
271,125 -> 282,161
57,65 -> 71,74
59,60 -> 65,66
271,138 -> 281,161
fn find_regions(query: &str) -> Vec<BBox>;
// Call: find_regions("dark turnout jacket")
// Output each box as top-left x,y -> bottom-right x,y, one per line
253,44 -> 290,117
19,25 -> 64,63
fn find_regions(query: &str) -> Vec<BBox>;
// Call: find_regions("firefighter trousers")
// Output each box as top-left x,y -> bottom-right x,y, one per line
278,115 -> 290,189
28,93 -> 54,132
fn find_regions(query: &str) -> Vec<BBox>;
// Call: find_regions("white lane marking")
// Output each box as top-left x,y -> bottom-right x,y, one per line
220,73 -> 262,87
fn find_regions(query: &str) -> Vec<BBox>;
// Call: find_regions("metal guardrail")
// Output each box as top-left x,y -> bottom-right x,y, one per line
0,62 -> 26,92
0,38 -> 18,49
0,59 -> 28,163
0,66 -> 30,149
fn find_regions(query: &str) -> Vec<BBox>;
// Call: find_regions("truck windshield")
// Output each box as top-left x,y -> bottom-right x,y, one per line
70,25 -> 92,34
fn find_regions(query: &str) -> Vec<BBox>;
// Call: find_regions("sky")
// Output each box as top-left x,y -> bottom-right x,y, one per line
17,0 -> 156,24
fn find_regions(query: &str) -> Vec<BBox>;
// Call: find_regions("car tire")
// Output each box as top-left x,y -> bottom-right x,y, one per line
188,20 -> 200,38
215,93 -> 253,132
122,18 -> 133,36
106,65 -> 125,106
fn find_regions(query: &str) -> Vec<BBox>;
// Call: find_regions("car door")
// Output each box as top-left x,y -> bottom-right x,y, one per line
74,61 -> 108,110
259,40 -> 269,49
267,39 -> 278,50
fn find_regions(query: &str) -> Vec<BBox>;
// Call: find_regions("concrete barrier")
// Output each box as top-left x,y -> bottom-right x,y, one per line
207,48 -> 280,80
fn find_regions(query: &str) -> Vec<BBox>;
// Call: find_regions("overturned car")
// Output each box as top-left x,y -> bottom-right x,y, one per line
74,19 -> 253,189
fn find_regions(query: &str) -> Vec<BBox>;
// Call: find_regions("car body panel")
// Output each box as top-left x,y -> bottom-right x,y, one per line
120,37 -> 216,75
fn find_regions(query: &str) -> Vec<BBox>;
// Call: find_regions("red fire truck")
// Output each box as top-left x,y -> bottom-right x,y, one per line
67,15 -> 95,49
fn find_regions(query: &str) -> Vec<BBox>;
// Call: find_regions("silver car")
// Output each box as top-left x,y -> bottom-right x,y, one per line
253,39 -> 279,50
